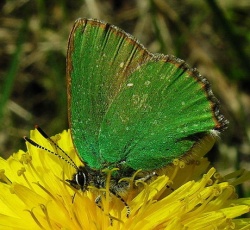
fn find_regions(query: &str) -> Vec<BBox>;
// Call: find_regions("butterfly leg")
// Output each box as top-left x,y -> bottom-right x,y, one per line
109,190 -> 130,218
136,171 -> 158,183
137,171 -> 175,191
95,195 -> 114,225
95,191 -> 130,218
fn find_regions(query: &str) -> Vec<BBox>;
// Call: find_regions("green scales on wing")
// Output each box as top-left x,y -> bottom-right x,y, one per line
66,19 -> 227,171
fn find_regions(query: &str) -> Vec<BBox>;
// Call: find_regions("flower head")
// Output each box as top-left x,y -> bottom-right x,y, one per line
0,129 -> 250,229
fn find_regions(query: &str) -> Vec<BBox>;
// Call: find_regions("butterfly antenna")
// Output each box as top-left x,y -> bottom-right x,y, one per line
34,125 -> 78,169
24,134 -> 78,171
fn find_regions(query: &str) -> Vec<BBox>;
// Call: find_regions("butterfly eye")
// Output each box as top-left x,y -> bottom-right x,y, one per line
75,167 -> 88,190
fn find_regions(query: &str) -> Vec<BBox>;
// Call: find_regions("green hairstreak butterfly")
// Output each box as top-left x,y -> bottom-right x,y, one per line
66,18 -> 227,192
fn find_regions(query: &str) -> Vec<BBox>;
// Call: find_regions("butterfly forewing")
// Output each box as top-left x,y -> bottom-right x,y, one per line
67,19 -> 152,169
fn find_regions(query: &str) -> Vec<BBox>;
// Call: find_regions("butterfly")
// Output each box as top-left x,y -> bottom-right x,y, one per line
65,18 -> 227,193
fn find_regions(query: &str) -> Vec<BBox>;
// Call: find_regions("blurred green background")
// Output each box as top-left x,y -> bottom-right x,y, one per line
0,0 -> 249,192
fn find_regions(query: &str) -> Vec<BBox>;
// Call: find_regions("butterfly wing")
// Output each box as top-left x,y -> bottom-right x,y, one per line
67,19 -> 151,169
99,57 -> 226,170
67,19 -> 227,170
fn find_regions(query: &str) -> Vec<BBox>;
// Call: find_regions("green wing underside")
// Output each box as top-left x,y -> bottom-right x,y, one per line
67,19 -> 220,170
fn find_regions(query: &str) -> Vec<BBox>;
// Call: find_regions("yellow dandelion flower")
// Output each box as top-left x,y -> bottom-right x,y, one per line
0,129 -> 250,229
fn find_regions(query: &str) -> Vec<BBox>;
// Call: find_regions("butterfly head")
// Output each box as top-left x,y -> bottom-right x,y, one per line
67,166 -> 89,190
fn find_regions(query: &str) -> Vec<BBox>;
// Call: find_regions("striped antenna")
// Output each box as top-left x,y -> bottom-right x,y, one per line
24,126 -> 78,170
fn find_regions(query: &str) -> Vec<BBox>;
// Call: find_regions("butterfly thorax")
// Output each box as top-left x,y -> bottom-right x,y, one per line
67,164 -> 136,193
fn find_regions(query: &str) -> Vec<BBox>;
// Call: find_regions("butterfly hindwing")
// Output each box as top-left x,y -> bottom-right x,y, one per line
99,57 -> 223,170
